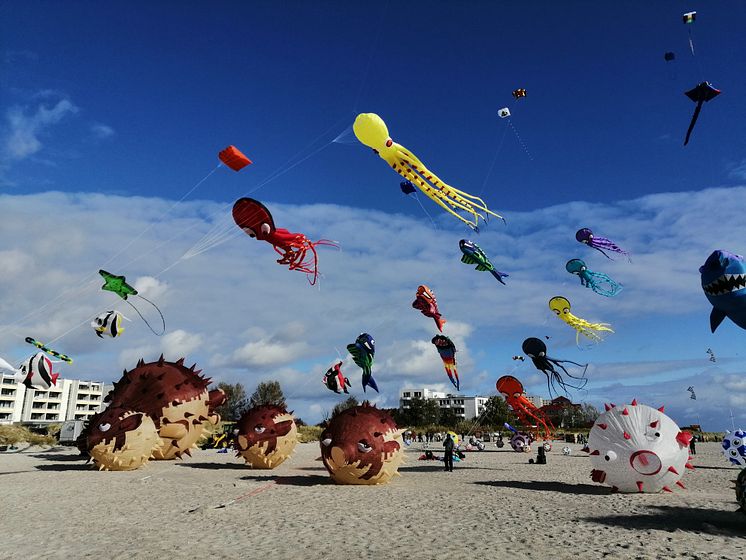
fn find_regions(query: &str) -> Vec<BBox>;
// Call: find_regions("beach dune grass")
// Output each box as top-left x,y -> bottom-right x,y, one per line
0,425 -> 57,446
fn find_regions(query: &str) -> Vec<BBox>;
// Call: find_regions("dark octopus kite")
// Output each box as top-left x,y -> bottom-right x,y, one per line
683,82 -> 721,146
232,197 -> 337,286
522,337 -> 588,397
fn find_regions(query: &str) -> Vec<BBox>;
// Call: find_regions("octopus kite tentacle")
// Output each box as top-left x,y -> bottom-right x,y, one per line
522,337 -> 588,398
566,259 -> 623,297
548,296 -> 613,345
353,113 -> 503,231
575,228 -> 630,260
232,198 -> 338,286
268,229 -> 338,285
496,375 -> 554,440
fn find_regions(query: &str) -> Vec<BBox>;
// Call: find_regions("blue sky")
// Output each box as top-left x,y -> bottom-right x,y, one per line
1,2 -> 745,429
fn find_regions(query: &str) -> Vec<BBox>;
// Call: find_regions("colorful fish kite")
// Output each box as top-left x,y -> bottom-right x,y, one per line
566,259 -> 623,297
0,353 -> 60,391
521,337 -> 588,397
218,145 -> 252,171
91,310 -> 128,339
683,82 -> 721,146
459,240 -> 508,284
432,335 -> 459,391
412,285 -> 446,332
232,198 -> 337,286
20,352 -> 61,390
353,113 -> 503,231
99,270 -> 166,335
575,228 -> 630,260
549,296 -> 613,344
346,333 -> 378,393
322,362 -> 352,394
25,337 -> 72,364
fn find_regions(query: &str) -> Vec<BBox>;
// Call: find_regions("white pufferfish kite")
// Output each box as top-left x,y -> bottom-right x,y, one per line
353,113 -> 503,231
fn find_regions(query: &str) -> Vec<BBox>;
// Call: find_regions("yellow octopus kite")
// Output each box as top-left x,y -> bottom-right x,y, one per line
353,113 -> 503,230
549,296 -> 613,344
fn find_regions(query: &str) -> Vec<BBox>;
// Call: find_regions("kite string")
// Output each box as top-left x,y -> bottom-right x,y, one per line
478,124 -> 509,198
507,118 -> 533,161
351,0 -> 390,113
180,116 -> 350,261
0,165 -> 223,341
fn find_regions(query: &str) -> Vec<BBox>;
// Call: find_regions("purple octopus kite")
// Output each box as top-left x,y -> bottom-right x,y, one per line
575,228 -> 630,260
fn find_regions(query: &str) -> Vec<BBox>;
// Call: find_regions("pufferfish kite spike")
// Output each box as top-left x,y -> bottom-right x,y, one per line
353,113 -> 504,230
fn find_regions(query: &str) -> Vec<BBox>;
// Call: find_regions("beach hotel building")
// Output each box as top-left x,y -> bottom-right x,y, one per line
0,373 -> 112,425
399,388 -> 489,420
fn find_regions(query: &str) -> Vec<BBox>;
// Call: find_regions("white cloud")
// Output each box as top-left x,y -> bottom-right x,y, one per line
133,276 -> 168,299
729,159 -> 746,181
90,123 -> 115,140
1,185 -> 746,425
161,329 -> 202,359
3,98 -> 79,160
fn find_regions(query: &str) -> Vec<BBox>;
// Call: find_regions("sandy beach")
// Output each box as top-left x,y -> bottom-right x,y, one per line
0,441 -> 743,559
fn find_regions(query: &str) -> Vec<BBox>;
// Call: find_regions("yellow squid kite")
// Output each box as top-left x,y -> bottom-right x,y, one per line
549,296 -> 613,344
353,113 -> 503,231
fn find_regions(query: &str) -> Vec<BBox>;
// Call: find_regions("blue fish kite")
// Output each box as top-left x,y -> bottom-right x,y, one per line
346,333 -> 379,393
459,240 -> 508,285
700,250 -> 746,332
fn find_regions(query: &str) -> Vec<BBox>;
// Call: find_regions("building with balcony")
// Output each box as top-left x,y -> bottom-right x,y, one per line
0,373 -> 112,425
399,387 -> 489,421
0,375 -> 27,423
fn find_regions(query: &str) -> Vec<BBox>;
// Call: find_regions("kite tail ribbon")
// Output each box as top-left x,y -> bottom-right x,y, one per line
126,296 -> 166,336
684,100 -> 703,146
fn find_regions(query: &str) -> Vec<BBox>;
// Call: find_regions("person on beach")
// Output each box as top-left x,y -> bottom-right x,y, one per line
689,435 -> 697,455
443,433 -> 454,472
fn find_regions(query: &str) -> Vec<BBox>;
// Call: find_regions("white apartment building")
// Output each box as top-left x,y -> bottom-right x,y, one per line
525,395 -> 551,408
0,373 -> 111,425
0,375 -> 27,423
399,387 -> 489,420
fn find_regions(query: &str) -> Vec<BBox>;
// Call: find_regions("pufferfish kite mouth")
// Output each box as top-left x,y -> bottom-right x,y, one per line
703,273 -> 746,296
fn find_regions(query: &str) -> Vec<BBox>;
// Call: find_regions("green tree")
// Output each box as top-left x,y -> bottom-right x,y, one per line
249,380 -> 286,408
331,396 -> 359,418
481,396 -> 511,427
406,396 -> 427,426
578,403 -> 601,427
215,382 -> 249,421
422,399 -> 440,426
439,406 -> 458,428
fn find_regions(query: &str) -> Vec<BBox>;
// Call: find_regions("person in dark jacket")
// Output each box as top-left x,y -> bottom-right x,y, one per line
443,433 -> 454,472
